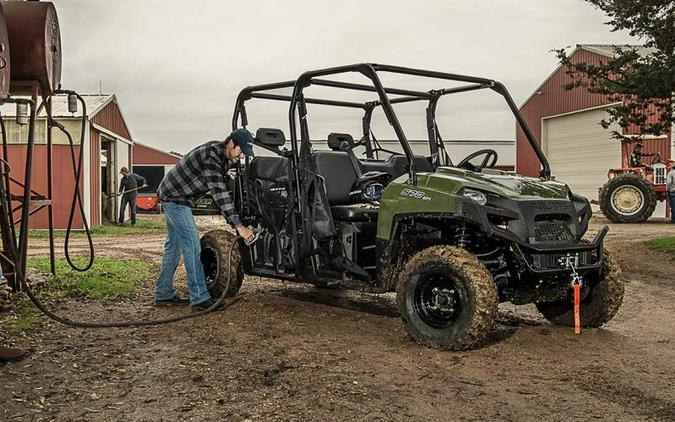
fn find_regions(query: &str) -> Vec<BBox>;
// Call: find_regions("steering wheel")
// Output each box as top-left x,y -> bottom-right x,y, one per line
457,149 -> 499,172
650,152 -> 661,165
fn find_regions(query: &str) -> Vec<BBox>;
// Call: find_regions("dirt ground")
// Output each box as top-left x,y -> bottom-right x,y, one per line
1,215 -> 674,421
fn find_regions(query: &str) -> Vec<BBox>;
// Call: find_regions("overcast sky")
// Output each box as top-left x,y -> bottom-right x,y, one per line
51,0 -> 638,154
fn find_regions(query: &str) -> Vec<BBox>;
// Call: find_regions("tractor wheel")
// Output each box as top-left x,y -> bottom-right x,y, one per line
536,248 -> 624,328
200,230 -> 245,299
396,246 -> 498,351
599,173 -> 657,223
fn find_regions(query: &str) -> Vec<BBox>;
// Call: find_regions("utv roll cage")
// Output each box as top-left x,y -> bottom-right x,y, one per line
231,63 -> 551,183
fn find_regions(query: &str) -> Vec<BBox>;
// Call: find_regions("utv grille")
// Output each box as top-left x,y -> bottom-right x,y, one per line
527,250 -> 594,270
534,221 -> 574,242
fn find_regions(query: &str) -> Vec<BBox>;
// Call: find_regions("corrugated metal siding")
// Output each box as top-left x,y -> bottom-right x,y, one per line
5,145 -> 84,229
0,99 -> 132,229
518,49 -> 672,176
90,101 -> 131,140
2,118 -> 83,146
517,49 -> 613,176
133,143 -> 181,165
624,102 -> 671,135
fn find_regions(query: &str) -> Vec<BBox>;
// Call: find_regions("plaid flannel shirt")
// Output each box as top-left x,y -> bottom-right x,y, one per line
158,140 -> 241,228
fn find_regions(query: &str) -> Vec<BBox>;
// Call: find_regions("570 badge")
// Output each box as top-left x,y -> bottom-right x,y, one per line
400,188 -> 431,201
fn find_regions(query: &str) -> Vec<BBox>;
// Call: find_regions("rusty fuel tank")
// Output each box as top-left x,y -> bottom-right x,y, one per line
3,0 -> 61,95
0,3 -> 10,100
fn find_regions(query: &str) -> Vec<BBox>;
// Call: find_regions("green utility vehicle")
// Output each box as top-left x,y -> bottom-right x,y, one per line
197,64 -> 623,350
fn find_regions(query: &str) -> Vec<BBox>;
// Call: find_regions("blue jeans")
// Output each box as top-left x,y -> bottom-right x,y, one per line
155,201 -> 211,304
668,191 -> 675,223
119,195 -> 137,224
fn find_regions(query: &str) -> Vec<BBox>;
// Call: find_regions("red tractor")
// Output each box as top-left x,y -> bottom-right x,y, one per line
599,153 -> 673,223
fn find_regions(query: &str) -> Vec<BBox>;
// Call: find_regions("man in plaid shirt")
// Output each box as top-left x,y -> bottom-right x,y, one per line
155,129 -> 255,311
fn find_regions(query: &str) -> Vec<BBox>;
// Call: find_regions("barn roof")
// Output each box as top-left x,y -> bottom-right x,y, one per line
134,141 -> 183,159
0,94 -> 117,118
520,44 -> 653,109
577,44 -> 657,58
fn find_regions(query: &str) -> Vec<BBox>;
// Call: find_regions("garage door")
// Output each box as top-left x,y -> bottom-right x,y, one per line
543,108 -> 621,200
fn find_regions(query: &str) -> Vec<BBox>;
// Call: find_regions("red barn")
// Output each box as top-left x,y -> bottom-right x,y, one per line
0,94 -> 134,229
517,44 -> 672,200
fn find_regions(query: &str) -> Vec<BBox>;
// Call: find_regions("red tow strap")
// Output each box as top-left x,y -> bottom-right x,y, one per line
573,282 -> 581,334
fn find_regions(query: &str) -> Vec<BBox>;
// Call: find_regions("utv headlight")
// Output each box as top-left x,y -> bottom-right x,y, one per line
460,188 -> 487,205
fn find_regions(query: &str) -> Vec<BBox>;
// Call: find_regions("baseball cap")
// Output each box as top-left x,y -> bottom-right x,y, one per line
229,129 -> 255,157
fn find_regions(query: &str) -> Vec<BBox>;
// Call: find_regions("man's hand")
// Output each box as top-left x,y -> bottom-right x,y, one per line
236,225 -> 255,245
227,169 -> 237,180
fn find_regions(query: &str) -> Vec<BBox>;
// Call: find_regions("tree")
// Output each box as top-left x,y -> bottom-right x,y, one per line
555,0 -> 674,142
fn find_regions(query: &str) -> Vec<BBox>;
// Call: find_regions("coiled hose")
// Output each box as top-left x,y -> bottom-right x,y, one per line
22,234 -> 242,327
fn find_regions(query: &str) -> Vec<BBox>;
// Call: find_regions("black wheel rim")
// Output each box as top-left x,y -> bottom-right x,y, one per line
413,274 -> 463,329
200,247 -> 219,290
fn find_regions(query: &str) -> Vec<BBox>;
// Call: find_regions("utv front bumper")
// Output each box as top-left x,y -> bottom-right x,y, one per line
455,195 -> 606,274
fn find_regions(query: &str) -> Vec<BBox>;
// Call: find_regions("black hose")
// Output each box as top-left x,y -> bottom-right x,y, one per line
21,235 -> 242,327
51,92 -> 95,272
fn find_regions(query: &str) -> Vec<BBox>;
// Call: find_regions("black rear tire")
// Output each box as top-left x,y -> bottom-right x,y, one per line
200,230 -> 244,299
396,246 -> 498,351
536,248 -> 624,327
599,173 -> 656,223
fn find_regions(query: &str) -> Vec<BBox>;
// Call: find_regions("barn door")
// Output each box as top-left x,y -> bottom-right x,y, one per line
100,136 -> 117,222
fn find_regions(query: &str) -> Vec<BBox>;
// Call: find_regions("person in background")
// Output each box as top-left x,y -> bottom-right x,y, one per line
155,129 -> 256,312
629,143 -> 657,167
118,167 -> 147,225
666,164 -> 675,224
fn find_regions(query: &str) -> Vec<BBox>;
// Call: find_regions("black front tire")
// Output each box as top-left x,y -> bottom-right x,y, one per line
536,248 -> 624,327
599,173 -> 656,223
200,230 -> 245,299
396,246 -> 498,351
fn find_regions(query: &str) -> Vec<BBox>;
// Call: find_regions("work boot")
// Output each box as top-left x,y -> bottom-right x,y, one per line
191,298 -> 224,313
154,295 -> 190,307
0,345 -> 26,361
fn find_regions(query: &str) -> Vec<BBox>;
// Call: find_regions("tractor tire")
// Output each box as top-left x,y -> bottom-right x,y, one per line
599,173 -> 656,223
396,246 -> 498,351
536,248 -> 624,328
200,230 -> 244,300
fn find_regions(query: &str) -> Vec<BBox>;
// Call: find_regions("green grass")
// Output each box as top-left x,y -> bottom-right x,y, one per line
5,309 -> 41,334
645,236 -> 675,254
27,218 -> 165,239
1,257 -> 152,333
27,256 -> 153,300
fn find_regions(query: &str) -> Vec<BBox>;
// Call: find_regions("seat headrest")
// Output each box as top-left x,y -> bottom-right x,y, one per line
255,128 -> 286,147
327,133 -> 354,151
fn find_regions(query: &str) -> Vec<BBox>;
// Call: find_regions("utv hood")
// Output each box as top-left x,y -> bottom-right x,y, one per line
427,167 -> 570,199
